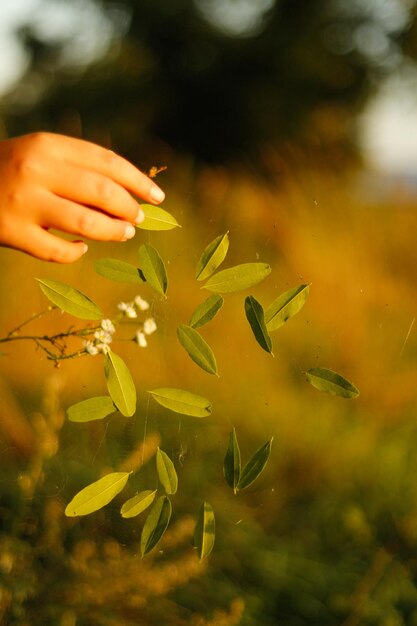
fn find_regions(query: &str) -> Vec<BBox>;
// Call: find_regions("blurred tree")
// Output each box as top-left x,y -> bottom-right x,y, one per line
2,0 -> 417,170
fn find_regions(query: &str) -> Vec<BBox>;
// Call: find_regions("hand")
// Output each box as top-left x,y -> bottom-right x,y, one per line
0,132 -> 165,263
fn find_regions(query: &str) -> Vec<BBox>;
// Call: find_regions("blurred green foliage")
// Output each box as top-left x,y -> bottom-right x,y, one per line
4,0 -> 417,169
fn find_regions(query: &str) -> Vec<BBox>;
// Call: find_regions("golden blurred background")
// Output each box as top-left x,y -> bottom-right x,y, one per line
1,1 -> 417,624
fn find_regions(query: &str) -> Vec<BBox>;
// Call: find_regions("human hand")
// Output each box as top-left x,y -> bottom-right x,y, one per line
0,132 -> 165,262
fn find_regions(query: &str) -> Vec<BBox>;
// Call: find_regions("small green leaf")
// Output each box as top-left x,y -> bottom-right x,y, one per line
265,284 -> 311,331
37,278 -> 102,320
104,351 -> 136,417
224,429 -> 241,493
67,396 -> 116,423
156,448 -> 178,495
194,502 -> 215,560
245,296 -> 273,355
189,295 -> 224,329
177,324 -> 218,376
137,204 -> 181,231
138,243 -> 168,298
94,258 -> 144,284
120,490 -> 157,518
202,263 -> 271,293
148,388 -> 212,418
305,368 -> 360,399
196,232 -> 229,281
65,471 -> 131,517
141,496 -> 172,556
237,438 -> 273,491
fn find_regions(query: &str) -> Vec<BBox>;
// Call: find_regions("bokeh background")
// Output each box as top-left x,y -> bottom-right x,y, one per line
2,1 -> 417,624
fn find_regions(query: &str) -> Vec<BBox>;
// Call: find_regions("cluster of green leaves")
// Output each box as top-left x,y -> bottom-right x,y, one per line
34,203 -> 359,558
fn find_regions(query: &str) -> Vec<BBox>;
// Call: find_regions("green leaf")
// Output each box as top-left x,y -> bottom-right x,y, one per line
36,278 -> 102,320
224,428 -> 241,493
196,232 -> 229,281
148,388 -> 212,418
189,295 -> 224,329
120,490 -> 157,518
65,471 -> 131,517
265,284 -> 311,331
141,496 -> 172,556
67,396 -> 116,423
136,204 -> 181,231
194,502 -> 215,560
138,243 -> 168,298
94,258 -> 144,284
305,368 -> 360,399
202,263 -> 271,293
245,296 -> 273,355
237,438 -> 273,491
104,351 -> 136,417
177,324 -> 218,376
156,448 -> 178,495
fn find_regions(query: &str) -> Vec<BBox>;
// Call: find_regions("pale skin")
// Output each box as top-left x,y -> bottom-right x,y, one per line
0,132 -> 165,263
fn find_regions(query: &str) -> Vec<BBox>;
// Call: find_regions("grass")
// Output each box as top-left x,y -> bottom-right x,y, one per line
1,162 -> 417,624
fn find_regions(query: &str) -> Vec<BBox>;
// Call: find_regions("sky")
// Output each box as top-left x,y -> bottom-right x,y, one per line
1,0 -> 417,176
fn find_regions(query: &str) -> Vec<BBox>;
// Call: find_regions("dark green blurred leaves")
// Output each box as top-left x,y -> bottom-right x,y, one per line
141,496 -> 172,556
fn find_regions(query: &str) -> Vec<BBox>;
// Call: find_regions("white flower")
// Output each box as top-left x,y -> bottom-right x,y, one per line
125,305 -> 137,319
143,317 -> 157,336
94,329 -> 113,345
135,331 -> 147,348
84,341 -> 99,356
118,301 -> 137,318
101,319 -> 115,334
96,343 -> 111,355
134,295 -> 150,311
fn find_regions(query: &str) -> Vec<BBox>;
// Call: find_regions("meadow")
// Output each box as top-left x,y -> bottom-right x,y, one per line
1,162 -> 417,625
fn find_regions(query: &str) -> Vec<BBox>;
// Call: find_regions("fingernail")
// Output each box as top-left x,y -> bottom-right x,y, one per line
124,224 -> 136,240
82,243 -> 88,254
135,208 -> 145,224
150,186 -> 165,203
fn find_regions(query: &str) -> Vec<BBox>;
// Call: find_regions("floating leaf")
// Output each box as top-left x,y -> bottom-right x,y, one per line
137,204 -> 180,231
189,295 -> 224,329
65,471 -> 131,517
224,428 -> 241,493
237,438 -> 273,491
67,396 -> 116,423
148,388 -> 212,417
37,278 -> 102,320
156,448 -> 178,494
141,496 -> 172,556
194,502 -> 215,560
196,232 -> 229,281
265,284 -> 310,331
245,295 -> 273,355
305,368 -> 360,399
104,351 -> 136,417
202,263 -> 271,293
94,258 -> 143,284
121,490 -> 157,518
138,243 -> 168,297
177,324 -> 218,376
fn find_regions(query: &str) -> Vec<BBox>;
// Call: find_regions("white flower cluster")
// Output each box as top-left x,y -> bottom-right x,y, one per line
117,295 -> 150,319
83,318 -> 116,356
135,316 -> 157,348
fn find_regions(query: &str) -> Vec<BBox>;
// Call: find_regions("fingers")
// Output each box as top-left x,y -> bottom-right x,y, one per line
11,225 -> 88,263
46,161 -> 145,224
38,133 -> 165,205
42,193 -> 138,242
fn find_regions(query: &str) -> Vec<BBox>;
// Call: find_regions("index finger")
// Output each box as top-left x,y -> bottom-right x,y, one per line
48,134 -> 165,204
